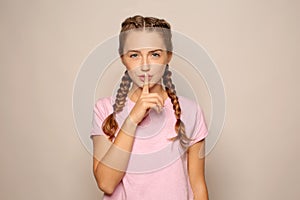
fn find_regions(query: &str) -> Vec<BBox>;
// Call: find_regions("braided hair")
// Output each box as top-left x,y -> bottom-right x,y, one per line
101,70 -> 132,141
163,64 -> 192,147
102,15 -> 192,147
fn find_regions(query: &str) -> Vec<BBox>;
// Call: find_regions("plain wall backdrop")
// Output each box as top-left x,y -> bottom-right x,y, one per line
1,0 -> 299,199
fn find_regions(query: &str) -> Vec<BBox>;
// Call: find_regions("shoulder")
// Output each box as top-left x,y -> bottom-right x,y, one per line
94,96 -> 113,106
93,96 -> 114,114
177,96 -> 208,140
177,95 -> 205,122
177,95 -> 200,111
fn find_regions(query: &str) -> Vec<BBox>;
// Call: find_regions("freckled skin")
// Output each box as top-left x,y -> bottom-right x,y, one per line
120,30 -> 172,90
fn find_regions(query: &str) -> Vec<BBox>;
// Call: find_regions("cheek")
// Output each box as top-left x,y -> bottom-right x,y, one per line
127,62 -> 140,71
122,57 -> 138,71
153,65 -> 166,78
128,69 -> 142,86
123,61 -> 134,71
149,66 -> 166,85
127,70 -> 136,80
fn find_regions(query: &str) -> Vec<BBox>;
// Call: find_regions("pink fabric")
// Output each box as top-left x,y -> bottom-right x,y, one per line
90,95 -> 208,200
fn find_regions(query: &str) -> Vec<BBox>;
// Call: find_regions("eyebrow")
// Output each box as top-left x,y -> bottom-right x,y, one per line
126,49 -> 163,53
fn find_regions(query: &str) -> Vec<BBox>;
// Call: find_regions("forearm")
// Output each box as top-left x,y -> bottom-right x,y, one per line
192,182 -> 209,200
94,117 -> 137,194
188,140 -> 209,200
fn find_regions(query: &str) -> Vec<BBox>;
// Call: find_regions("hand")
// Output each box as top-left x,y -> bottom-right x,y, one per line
128,73 -> 164,124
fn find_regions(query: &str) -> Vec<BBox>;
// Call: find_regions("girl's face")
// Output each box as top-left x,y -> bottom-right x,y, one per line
121,30 -> 172,88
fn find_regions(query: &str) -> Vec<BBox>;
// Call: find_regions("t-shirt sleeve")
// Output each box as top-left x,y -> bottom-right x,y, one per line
90,97 -> 111,139
188,103 -> 209,146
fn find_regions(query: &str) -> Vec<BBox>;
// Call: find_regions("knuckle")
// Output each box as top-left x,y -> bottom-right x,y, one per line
141,101 -> 148,107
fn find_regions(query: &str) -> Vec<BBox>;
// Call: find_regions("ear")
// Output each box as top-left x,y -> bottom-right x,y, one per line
166,51 -> 173,63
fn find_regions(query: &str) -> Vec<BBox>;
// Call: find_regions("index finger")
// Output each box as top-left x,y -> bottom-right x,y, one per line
142,73 -> 149,94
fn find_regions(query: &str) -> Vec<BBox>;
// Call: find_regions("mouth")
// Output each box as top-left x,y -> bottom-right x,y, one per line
138,74 -> 153,82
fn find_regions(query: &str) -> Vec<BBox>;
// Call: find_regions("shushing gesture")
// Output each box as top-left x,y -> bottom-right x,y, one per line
128,73 -> 164,125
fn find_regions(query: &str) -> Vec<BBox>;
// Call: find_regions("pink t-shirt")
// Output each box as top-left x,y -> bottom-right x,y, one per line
90,95 -> 208,200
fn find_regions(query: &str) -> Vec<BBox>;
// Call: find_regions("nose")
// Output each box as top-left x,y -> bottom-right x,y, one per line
141,64 -> 150,71
141,56 -> 150,71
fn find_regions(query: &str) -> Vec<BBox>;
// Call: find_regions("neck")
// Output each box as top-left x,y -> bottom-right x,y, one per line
128,83 -> 168,103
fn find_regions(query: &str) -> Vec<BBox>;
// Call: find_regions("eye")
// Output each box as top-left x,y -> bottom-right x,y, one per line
152,52 -> 160,57
129,53 -> 138,58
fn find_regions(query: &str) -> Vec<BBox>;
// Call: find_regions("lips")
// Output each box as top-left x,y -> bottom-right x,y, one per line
139,74 -> 152,82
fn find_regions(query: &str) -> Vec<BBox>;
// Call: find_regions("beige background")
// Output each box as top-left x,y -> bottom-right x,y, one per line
1,0 -> 299,199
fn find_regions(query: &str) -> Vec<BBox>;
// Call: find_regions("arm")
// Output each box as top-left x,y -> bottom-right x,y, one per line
92,120 -> 137,195
92,74 -> 164,195
187,139 -> 209,200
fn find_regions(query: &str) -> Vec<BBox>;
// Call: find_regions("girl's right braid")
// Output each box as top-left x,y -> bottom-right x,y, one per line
102,70 -> 132,141
113,70 -> 132,113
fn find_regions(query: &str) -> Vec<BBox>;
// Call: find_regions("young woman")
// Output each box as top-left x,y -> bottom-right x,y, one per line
90,15 -> 209,200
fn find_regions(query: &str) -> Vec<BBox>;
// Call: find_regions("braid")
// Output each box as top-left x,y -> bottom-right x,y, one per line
163,64 -> 192,148
102,70 -> 132,141
121,15 -> 145,30
121,15 -> 171,31
113,70 -> 132,113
